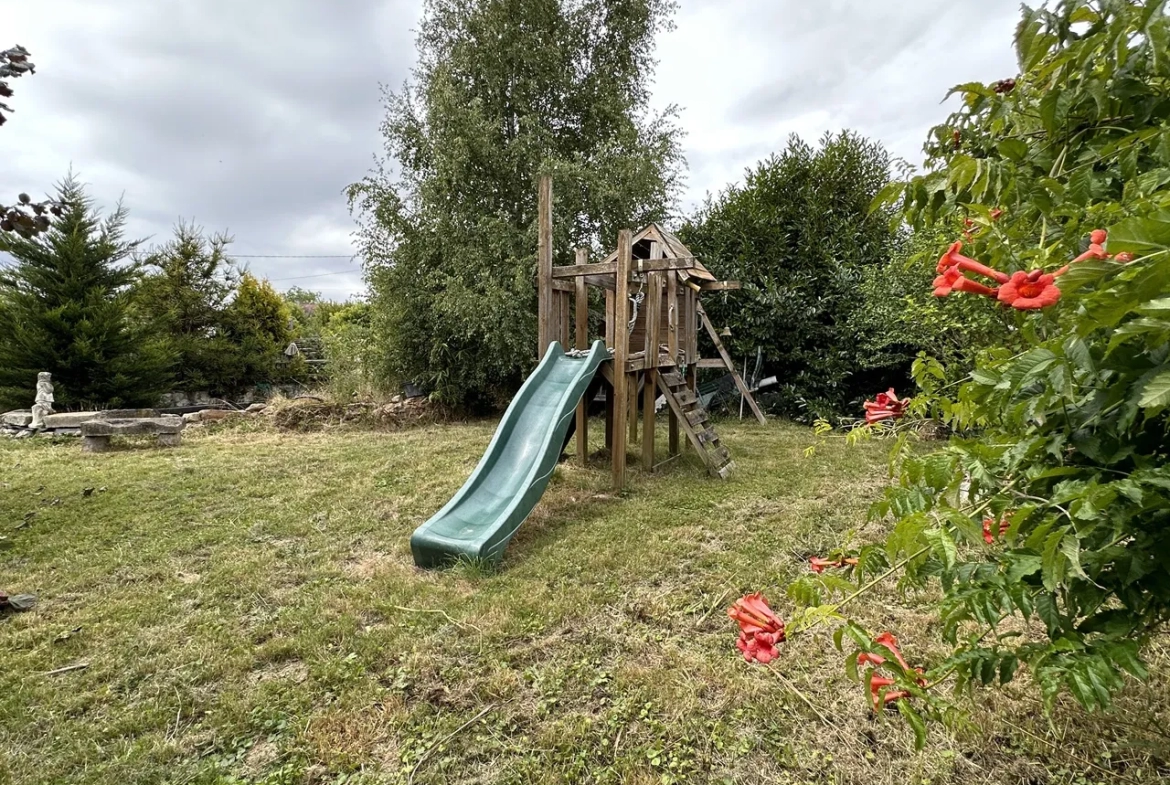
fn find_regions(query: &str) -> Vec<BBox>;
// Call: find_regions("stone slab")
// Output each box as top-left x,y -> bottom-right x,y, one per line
80,417 -> 184,436
97,409 -> 161,419
43,412 -> 103,428
2,411 -> 32,427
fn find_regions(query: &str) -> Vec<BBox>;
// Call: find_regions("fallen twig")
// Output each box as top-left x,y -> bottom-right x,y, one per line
695,589 -> 732,628
41,662 -> 88,676
769,668 -> 833,727
407,704 -> 494,785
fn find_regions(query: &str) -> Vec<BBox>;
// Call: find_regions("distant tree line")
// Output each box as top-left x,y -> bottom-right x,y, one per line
0,175 -> 367,411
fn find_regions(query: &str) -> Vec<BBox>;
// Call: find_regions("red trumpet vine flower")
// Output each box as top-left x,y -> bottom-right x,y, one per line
728,592 -> 784,636
982,516 -> 1011,544
863,388 -> 911,424
728,593 -> 786,664
867,673 -> 911,710
808,556 -> 859,573
936,241 -> 1008,283
1114,252 -> 1135,263
809,556 -> 837,574
998,269 -> 1061,310
737,629 -> 782,664
860,632 -> 926,710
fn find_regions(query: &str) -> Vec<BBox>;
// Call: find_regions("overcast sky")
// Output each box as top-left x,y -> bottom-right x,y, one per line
3,1 -> 1022,301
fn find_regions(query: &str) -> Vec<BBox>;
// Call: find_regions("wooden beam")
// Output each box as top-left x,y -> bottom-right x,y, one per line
556,256 -> 699,279
552,261 -> 616,278
585,274 -> 616,292
696,358 -> 728,369
612,229 -> 632,490
700,280 -> 741,291
537,176 -> 553,359
575,248 -> 589,467
696,302 -> 767,425
551,279 -> 574,292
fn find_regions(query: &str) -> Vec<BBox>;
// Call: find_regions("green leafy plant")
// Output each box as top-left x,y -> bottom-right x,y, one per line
679,132 -> 903,420
790,0 -> 1170,735
348,0 -> 683,410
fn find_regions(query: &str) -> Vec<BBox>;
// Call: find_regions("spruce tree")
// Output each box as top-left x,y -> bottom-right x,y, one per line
0,175 -> 171,410
134,222 -> 239,394
348,0 -> 683,409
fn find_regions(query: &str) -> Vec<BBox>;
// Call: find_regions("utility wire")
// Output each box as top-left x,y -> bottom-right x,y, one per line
269,269 -> 363,282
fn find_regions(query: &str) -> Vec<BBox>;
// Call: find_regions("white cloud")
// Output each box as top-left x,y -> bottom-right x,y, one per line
4,0 -> 1028,300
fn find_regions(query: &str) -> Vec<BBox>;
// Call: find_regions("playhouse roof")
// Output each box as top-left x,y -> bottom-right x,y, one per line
598,223 -> 716,282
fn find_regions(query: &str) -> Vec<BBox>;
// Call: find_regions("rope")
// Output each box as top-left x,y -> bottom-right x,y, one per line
627,276 -> 645,332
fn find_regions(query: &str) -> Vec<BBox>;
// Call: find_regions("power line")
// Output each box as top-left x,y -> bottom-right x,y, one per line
269,269 -> 363,282
232,254 -> 357,259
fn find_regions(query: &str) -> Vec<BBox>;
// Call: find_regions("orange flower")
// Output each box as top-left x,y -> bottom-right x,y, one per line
937,241 -> 974,273
982,517 -> 1011,544
866,673 -> 910,711
727,592 -> 784,637
933,267 -> 963,297
728,593 -> 786,665
809,556 -> 838,573
1113,252 -> 1135,263
997,270 -> 1061,310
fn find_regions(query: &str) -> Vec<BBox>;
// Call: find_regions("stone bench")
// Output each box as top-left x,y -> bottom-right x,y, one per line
80,417 -> 185,453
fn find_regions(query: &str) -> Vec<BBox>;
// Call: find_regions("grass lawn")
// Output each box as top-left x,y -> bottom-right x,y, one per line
1,418 -> 1167,784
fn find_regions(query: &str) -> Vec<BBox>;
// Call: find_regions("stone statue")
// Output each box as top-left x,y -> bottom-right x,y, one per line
29,372 -> 54,430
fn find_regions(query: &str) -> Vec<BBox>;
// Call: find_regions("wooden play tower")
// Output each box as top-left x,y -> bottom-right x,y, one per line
536,176 -> 765,490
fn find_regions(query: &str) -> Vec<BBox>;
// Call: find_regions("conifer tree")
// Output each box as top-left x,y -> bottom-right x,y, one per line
134,223 -> 240,393
0,175 -> 170,410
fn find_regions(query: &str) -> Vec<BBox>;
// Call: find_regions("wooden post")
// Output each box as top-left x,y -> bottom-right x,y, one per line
559,291 -> 570,347
605,290 -> 614,348
612,229 -> 632,490
537,175 -> 553,359
605,378 -> 614,452
642,271 -> 662,471
575,248 -> 589,465
666,271 -> 680,456
628,375 -> 638,445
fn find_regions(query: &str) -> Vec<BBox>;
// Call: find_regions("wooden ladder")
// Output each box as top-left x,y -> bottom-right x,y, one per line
657,368 -> 734,479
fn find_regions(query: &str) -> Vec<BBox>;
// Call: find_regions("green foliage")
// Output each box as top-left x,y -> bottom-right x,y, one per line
799,0 -> 1170,717
220,274 -> 296,391
134,222 -> 241,394
0,174 -> 170,410
849,226 -> 1015,392
320,302 -> 377,400
349,0 -> 683,410
677,132 -> 901,420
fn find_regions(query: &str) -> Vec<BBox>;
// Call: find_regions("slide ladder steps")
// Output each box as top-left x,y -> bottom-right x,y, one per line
658,369 -> 734,478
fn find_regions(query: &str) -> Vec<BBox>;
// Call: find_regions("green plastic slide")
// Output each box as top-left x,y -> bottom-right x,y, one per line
410,340 -> 611,568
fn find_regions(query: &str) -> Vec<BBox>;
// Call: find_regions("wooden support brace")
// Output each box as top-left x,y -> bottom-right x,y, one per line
696,302 -> 767,425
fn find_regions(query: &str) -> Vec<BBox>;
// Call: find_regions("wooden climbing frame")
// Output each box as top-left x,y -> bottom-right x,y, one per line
536,175 -> 765,490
